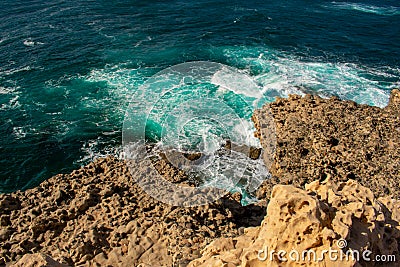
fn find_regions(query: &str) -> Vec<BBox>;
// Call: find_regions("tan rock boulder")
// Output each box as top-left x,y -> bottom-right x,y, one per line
189,179 -> 400,267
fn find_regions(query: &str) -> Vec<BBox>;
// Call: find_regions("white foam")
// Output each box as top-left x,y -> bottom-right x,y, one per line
0,87 -> 15,95
83,64 -> 155,94
1,95 -> 21,111
12,126 -> 27,139
78,137 -> 123,164
70,64 -> 157,163
328,2 -> 400,16
23,39 -> 44,47
147,142 -> 269,205
76,55 -> 398,202
212,68 -> 263,100
222,47 -> 396,108
1,66 -> 32,76
233,119 -> 260,147
76,65 -> 158,126
197,150 -> 270,200
23,40 -> 35,47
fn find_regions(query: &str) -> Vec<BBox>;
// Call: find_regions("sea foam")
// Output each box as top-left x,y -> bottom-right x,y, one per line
329,2 -> 400,16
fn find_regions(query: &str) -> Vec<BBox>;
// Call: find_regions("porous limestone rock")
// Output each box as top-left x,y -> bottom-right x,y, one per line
253,89 -> 400,200
14,253 -> 68,267
2,91 -> 399,266
189,179 -> 400,267
0,157 -> 266,266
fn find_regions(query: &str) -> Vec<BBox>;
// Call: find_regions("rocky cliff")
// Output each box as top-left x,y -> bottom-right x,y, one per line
1,90 -> 399,266
1,157 -> 265,266
189,178 -> 400,267
253,89 -> 400,200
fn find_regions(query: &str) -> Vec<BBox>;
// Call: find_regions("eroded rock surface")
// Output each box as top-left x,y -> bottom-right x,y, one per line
1,90 -> 399,266
189,179 -> 400,267
0,157 -> 266,266
253,89 -> 400,200
14,253 -> 68,267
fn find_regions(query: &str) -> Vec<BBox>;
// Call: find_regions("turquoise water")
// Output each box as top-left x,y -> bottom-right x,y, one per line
122,62 -> 270,204
0,0 -> 399,193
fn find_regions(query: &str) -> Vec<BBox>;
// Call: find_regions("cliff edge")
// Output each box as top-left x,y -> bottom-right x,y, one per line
2,90 -> 399,266
253,89 -> 400,200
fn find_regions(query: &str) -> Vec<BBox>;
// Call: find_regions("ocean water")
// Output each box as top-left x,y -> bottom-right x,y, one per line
0,0 -> 399,195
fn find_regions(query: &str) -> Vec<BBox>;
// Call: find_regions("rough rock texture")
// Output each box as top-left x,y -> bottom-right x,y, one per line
1,90 -> 399,266
189,178 -> 400,267
253,89 -> 400,200
14,253 -> 68,267
0,157 -> 266,266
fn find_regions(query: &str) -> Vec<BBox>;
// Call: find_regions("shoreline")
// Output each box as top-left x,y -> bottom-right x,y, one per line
1,91 -> 399,266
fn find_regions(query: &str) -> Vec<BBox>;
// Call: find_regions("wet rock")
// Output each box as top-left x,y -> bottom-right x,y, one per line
221,139 -> 262,160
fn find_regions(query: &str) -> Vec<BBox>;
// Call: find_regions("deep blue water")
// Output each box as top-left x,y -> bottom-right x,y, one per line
0,0 -> 399,193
